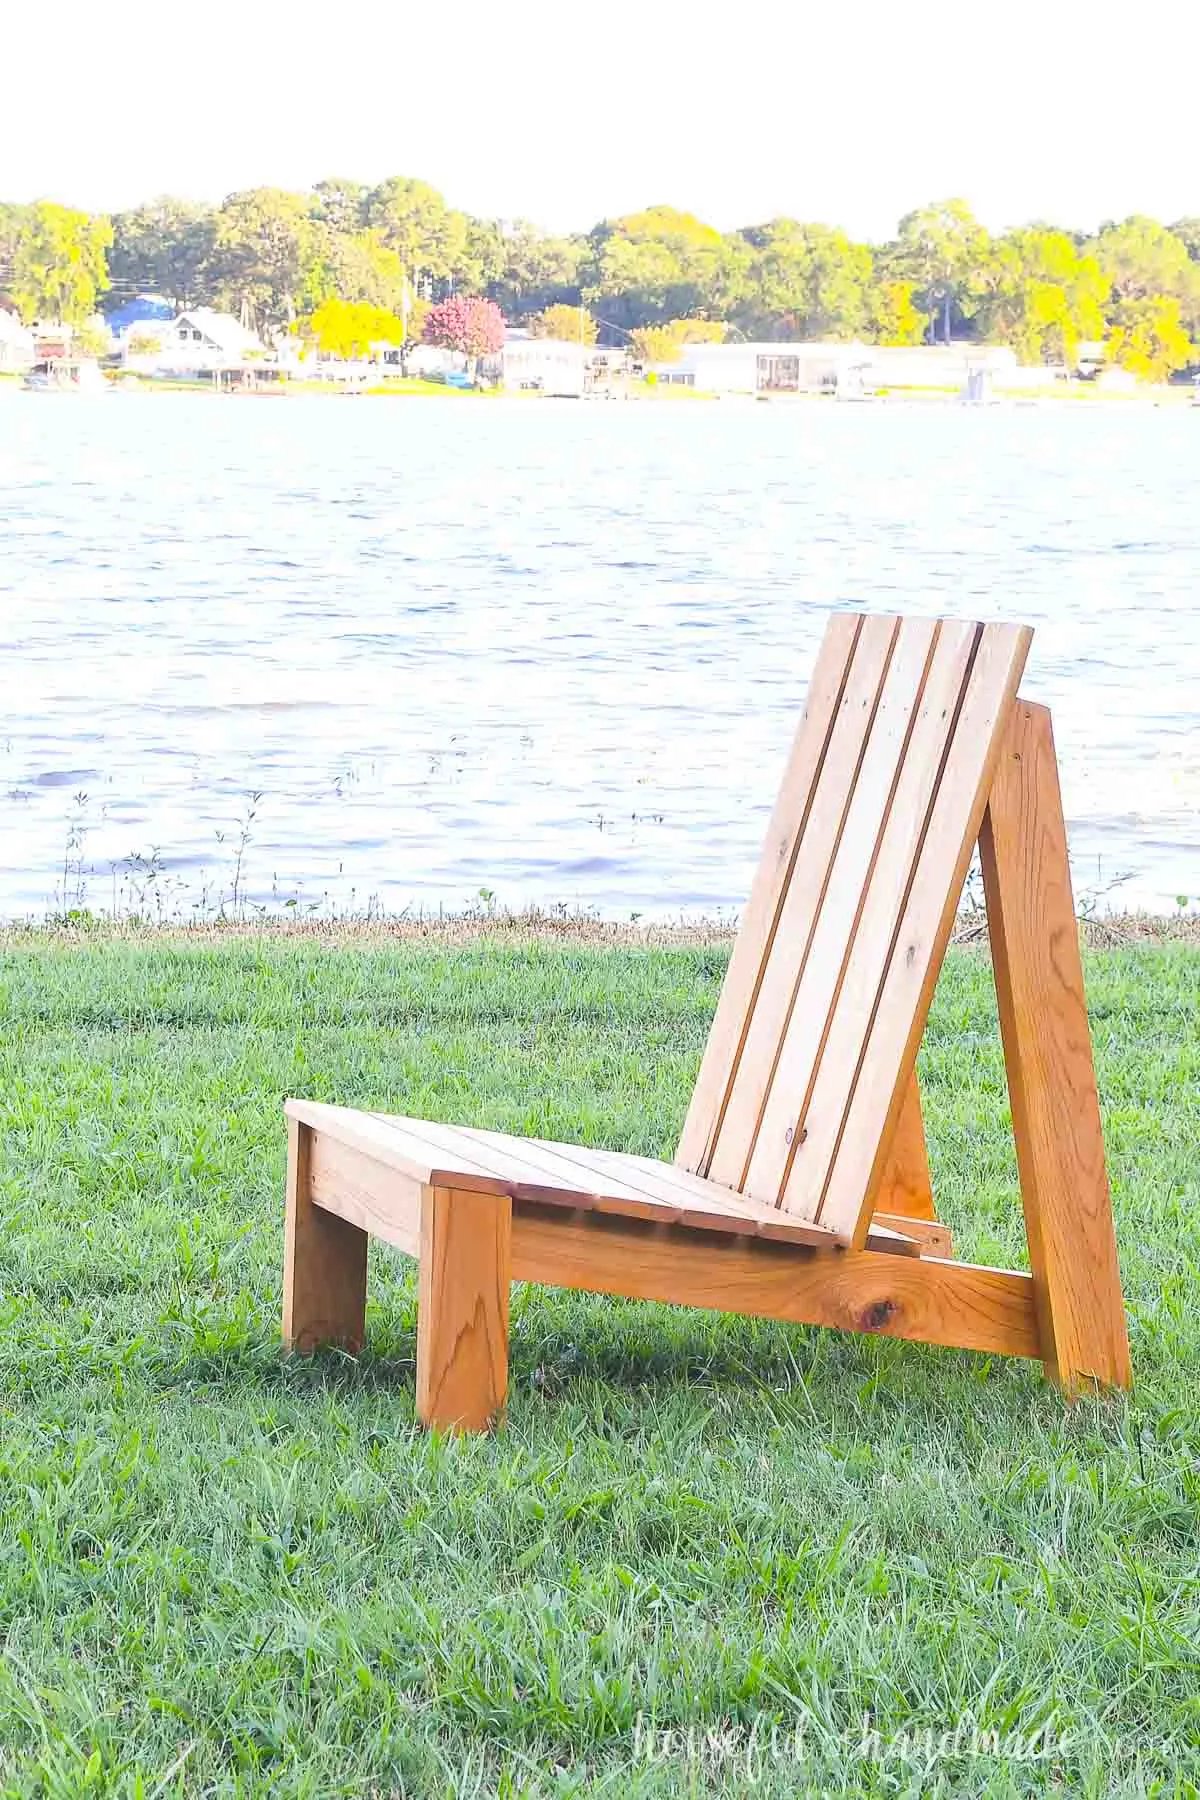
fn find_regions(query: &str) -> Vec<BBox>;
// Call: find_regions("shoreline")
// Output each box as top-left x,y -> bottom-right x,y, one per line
3,904 -> 1198,951
3,371 -> 1195,406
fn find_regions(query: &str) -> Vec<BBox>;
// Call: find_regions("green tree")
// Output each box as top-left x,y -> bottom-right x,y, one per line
889,199 -> 990,343
488,222 -> 583,318
108,198 -> 216,308
973,228 -> 1107,364
1105,297 -> 1194,382
1170,218 -> 1200,262
529,303 -> 598,343
1089,215 -> 1200,333
0,202 -> 25,308
454,218 -> 508,294
7,202 -> 112,322
310,178 -> 367,234
363,177 -> 467,291
736,220 -> 872,339
209,188 -> 318,331
584,206 -> 737,330
303,226 -> 407,314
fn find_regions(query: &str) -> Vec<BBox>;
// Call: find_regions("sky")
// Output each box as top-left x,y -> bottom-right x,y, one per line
4,0 -> 1199,238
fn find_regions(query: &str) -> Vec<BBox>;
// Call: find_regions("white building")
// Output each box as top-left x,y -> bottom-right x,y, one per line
501,336 -> 588,396
0,308 -> 35,372
122,309 -> 265,374
658,339 -> 1032,395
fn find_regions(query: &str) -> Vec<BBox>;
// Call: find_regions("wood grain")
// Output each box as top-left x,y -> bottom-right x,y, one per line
308,1131 -> 421,1255
282,1117 -> 368,1353
815,623 -> 1033,1244
417,1185 -> 512,1431
676,612 -> 862,1174
872,1213 -> 953,1258
743,617 -> 942,1202
874,1076 -> 936,1220
300,1114 -> 900,1253
776,620 -> 977,1216
979,701 -> 1132,1392
707,615 -> 901,1191
511,1207 -> 1040,1359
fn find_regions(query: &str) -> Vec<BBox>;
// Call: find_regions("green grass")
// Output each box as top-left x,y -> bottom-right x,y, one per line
0,930 -> 1197,1798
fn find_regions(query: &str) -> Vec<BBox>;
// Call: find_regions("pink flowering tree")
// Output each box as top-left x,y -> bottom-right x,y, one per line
422,295 -> 505,383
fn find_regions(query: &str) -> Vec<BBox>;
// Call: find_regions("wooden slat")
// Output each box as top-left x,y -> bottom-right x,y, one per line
511,1208 -> 1041,1360
816,622 -> 1033,1243
295,1106 -> 902,1254
286,1098 -> 491,1191
979,701 -> 1131,1391
875,1076 -> 936,1220
421,1122 -> 854,1249
677,611 -> 863,1175
706,614 -> 902,1190
776,619 -> 978,1216
743,616 -> 943,1202
873,1213 -> 953,1258
536,1134 -> 820,1228
522,1135 -> 919,1255
456,1125 -> 670,1221
362,1110 -> 641,1211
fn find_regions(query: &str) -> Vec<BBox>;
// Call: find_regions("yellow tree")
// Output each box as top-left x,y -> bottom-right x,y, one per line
974,230 -> 1107,365
867,280 -> 925,345
302,298 -> 404,359
529,304 -> 598,343
629,319 -> 728,363
9,202 -> 112,322
1105,298 -> 1194,381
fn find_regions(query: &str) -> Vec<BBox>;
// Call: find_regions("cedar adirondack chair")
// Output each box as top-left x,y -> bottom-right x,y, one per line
283,612 -> 1131,1430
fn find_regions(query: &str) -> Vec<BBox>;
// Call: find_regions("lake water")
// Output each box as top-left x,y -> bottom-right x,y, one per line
1,391 -> 1198,921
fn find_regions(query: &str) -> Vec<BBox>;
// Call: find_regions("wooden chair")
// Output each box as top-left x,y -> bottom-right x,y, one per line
283,612 -> 1131,1430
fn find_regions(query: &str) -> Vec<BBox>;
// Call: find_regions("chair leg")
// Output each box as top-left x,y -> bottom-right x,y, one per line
283,1117 -> 368,1352
417,1186 -> 511,1432
980,701 -> 1131,1393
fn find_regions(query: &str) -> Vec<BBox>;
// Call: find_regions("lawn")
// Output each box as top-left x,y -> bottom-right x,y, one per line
0,928 -> 1197,1798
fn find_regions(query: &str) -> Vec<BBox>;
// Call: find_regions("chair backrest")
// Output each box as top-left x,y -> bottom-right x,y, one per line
676,611 -> 1032,1243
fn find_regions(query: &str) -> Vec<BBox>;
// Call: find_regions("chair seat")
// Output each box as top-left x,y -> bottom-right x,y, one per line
284,1100 -> 921,1256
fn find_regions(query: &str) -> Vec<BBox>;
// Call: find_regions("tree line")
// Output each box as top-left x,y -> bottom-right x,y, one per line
2,183 -> 1199,378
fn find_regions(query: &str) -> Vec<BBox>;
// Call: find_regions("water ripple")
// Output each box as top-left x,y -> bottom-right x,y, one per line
1,393 -> 1198,918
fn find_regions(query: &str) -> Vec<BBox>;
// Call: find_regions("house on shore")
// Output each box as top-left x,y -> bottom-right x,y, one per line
495,332 -> 628,396
653,340 -> 1056,395
121,308 -> 266,375
500,335 -> 588,396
